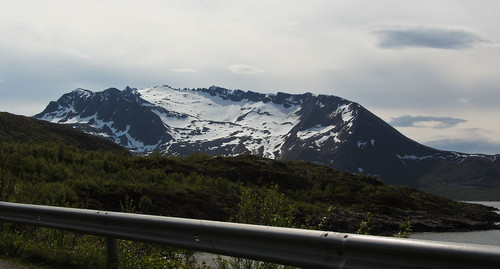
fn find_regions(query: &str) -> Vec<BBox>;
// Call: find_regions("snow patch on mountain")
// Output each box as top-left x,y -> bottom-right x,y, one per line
37,105 -> 73,123
340,105 -> 354,123
138,86 -> 302,158
297,125 -> 336,140
315,132 -> 341,147
357,139 -> 375,149
328,103 -> 354,123
397,154 -> 434,160
73,88 -> 94,99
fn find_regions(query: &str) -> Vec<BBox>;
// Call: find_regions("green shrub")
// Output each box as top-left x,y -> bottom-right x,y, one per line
236,184 -> 296,228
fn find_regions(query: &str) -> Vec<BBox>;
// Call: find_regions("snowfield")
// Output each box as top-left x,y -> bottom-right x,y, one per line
138,86 -> 302,157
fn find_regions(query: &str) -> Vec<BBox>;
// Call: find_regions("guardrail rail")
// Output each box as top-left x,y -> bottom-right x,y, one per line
1,201 -> 500,268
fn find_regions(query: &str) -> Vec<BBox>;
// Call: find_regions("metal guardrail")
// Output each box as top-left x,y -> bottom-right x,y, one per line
1,201 -> 500,269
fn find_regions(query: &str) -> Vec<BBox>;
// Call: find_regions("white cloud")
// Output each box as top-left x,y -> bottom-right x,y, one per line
390,115 -> 467,129
226,64 -> 263,75
457,98 -> 470,105
62,49 -> 89,59
171,68 -> 198,73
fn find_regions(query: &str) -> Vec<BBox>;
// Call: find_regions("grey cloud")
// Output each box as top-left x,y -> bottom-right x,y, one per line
389,115 -> 466,129
425,138 -> 500,155
375,27 -> 489,49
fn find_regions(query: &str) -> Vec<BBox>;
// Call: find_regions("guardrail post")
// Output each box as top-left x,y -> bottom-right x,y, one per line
106,237 -> 119,269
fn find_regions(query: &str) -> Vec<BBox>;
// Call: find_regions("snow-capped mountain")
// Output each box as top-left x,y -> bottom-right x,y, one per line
34,85 -> 500,193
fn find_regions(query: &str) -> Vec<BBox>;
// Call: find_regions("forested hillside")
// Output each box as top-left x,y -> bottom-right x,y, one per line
1,142 -> 498,234
1,112 -> 499,268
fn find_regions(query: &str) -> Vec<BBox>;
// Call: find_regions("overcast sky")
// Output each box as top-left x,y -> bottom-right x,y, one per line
1,0 -> 500,154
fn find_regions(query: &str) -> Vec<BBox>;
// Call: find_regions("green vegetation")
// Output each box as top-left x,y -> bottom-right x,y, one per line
0,112 -> 498,268
397,217 -> 412,238
235,184 -> 296,227
0,142 -> 497,267
357,212 -> 373,235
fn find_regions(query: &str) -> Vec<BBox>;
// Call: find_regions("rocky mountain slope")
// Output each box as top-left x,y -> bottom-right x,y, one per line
33,86 -> 500,198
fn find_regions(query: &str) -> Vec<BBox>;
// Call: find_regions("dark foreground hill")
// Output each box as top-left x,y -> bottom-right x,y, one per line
1,112 -> 499,235
0,112 -> 126,153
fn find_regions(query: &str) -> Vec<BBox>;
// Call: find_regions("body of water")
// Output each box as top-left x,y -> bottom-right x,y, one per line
410,201 -> 500,247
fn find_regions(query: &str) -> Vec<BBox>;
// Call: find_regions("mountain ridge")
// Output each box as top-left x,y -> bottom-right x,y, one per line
33,85 -> 500,198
